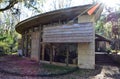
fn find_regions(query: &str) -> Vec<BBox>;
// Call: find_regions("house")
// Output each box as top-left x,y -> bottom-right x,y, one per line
15,4 -> 103,69
95,34 -> 111,53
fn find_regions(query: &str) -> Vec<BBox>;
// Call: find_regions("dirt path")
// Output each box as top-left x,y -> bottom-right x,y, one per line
0,55 -> 120,79
90,65 -> 120,79
0,65 -> 120,79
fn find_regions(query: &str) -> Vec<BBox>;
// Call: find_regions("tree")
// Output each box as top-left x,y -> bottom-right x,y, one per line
50,0 -> 72,10
0,0 -> 45,12
106,12 -> 120,53
0,0 -> 46,55
0,0 -> 18,12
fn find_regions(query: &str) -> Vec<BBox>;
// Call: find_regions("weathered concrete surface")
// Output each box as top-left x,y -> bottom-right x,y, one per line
78,15 -> 95,69
31,31 -> 40,61
78,43 -> 95,69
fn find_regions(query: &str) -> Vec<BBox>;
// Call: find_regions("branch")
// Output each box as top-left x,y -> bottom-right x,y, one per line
0,0 -> 18,12
27,3 -> 41,13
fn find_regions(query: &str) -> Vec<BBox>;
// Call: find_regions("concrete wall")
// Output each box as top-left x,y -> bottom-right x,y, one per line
78,43 -> 95,69
31,31 -> 40,61
78,15 -> 94,23
78,15 -> 95,69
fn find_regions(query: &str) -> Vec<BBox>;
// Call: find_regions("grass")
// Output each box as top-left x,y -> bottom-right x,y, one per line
41,63 -> 101,77
42,63 -> 73,71
74,69 -> 94,76
42,63 -> 76,74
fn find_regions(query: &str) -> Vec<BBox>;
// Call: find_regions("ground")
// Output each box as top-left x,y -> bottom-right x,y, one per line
0,55 -> 120,79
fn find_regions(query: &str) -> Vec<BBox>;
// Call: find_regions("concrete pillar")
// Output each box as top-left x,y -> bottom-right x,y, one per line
31,31 -> 40,61
78,15 -> 95,69
78,42 -> 95,69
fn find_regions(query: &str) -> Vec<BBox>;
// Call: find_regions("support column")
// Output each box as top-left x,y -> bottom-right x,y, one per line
78,42 -> 95,69
77,15 -> 95,69
66,47 -> 69,66
26,35 -> 28,57
42,44 -> 45,60
50,44 -> 53,64
31,31 -> 40,61
24,34 -> 27,57
52,45 -> 55,61
39,26 -> 42,60
21,35 -> 25,56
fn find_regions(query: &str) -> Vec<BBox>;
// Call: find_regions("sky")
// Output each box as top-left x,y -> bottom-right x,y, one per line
44,0 -> 93,12
18,0 -> 120,21
19,0 -> 94,21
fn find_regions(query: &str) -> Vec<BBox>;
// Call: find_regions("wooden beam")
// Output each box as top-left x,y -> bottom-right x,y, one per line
50,44 -> 53,64
43,23 -> 93,43
26,35 -> 28,57
66,45 -> 69,66
24,34 -> 27,57
42,44 -> 45,60
22,35 -> 25,56
39,26 -> 42,60
52,45 -> 55,61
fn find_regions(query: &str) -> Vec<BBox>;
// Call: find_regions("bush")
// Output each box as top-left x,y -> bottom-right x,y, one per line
0,42 -> 9,55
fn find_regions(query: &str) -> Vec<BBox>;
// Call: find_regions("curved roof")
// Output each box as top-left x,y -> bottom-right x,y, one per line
15,4 -> 95,34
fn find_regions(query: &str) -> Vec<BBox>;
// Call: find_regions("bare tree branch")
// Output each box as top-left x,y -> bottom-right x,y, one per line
0,0 -> 18,12
27,3 -> 41,13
